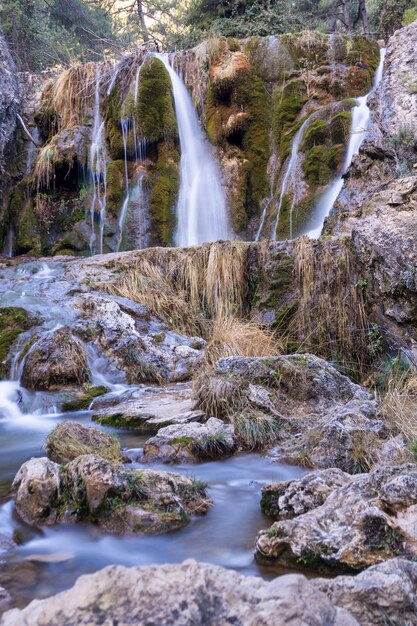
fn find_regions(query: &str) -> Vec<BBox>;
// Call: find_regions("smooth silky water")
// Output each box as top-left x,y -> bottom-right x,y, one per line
0,260 -> 306,611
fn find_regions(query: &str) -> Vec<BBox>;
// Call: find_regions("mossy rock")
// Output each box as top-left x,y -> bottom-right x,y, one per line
15,198 -> 42,256
62,386 -> 110,412
0,307 -> 38,379
343,35 -> 380,74
303,143 -> 345,187
273,80 -> 307,160
105,86 -> 125,160
301,119 -> 327,150
107,160 -> 127,218
133,58 -> 178,143
346,66 -> 372,97
45,421 -> 123,465
148,141 -> 179,246
330,111 -> 352,145
281,32 -> 329,66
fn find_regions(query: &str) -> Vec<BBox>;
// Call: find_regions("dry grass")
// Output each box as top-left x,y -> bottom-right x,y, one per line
51,62 -> 97,131
45,421 -> 122,465
204,317 -> 283,367
33,145 -> 56,190
380,372 -> 417,439
232,412 -> 281,450
106,242 -> 250,337
293,236 -> 369,377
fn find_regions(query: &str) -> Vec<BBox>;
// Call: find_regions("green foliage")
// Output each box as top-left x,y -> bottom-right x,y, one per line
403,6 -> 417,24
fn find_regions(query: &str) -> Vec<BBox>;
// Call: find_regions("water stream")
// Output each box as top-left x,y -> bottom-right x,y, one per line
154,53 -> 231,247
89,70 -> 108,255
303,48 -> 387,238
0,260 -> 306,612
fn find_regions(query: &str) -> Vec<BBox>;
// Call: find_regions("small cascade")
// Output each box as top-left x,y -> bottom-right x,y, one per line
0,381 -> 24,421
304,48 -> 387,239
2,227 -> 14,258
89,69 -> 108,255
116,117 -> 131,251
154,53 -> 230,247
271,116 -> 313,240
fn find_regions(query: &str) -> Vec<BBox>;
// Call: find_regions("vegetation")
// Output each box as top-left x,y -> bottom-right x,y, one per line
0,307 -> 38,379
45,421 -> 123,464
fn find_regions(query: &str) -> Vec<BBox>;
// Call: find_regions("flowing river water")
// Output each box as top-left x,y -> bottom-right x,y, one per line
0,259 -> 306,612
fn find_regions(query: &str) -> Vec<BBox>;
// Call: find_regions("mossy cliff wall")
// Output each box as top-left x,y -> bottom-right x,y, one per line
1,32 -> 380,256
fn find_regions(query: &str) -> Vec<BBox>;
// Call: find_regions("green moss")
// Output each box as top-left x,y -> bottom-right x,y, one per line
106,160 -> 126,218
148,141 -> 179,246
133,58 -> 178,143
273,80 -> 307,160
344,35 -> 380,74
330,111 -> 352,144
0,307 -> 38,379
16,199 -> 42,255
105,85 -> 125,160
303,143 -> 345,187
301,119 -> 327,150
170,436 -> 193,445
61,386 -> 109,412
281,32 -> 329,65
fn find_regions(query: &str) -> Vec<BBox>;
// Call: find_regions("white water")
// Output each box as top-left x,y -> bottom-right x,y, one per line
271,116 -> 313,240
89,70 -> 108,255
115,117 -> 131,251
304,48 -> 386,238
154,53 -> 230,247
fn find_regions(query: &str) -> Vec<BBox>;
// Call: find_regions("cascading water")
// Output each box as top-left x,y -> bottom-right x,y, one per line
89,70 -> 108,255
154,53 -> 230,247
115,117 -> 131,251
271,115 -> 313,240
303,48 -> 387,239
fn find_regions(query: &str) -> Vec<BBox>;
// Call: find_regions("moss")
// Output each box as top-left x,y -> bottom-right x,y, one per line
330,111 -> 352,144
343,35 -> 380,74
106,160 -> 127,218
0,307 -> 38,379
148,141 -> 179,246
105,85 -> 125,160
16,199 -> 42,255
273,80 -> 307,160
133,58 -> 178,143
303,143 -> 345,187
301,119 -> 327,150
281,32 -> 329,65
170,436 -> 193,445
61,385 -> 109,412
346,66 -> 372,97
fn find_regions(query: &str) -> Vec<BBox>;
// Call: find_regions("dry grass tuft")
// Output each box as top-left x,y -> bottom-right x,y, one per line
51,62 -> 97,131
232,412 -> 281,450
204,317 -> 283,367
380,372 -> 417,440
45,421 -> 122,465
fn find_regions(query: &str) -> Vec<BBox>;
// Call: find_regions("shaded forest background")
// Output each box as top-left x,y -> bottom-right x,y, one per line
1,0 -> 417,71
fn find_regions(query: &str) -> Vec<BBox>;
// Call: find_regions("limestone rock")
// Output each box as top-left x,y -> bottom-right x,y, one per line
256,464 -> 417,571
0,560 -> 358,626
143,417 -> 236,462
21,327 -> 90,391
44,421 -> 123,465
75,294 -> 205,384
12,455 -> 210,534
0,27 -> 20,207
194,354 -> 385,469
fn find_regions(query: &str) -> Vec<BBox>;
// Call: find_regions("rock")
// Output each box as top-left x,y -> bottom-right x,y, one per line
373,434 -> 414,467
261,468 -> 351,519
61,385 -> 109,412
74,294 -> 205,384
12,457 -> 61,525
256,464 -> 417,571
314,558 -> 417,626
143,417 -> 236,462
12,455 -> 210,534
91,382 -> 206,431
44,421 -> 124,465
21,327 -> 90,391
194,354 -> 385,469
0,559 -> 358,626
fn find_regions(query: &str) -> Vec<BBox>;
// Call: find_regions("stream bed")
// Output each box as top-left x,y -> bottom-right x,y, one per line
0,258 -> 307,611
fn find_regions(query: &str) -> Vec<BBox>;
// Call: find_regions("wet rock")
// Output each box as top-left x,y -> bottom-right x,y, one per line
261,469 -> 351,519
256,464 -> 417,571
61,385 -> 109,412
194,354 -> 385,469
143,417 -> 236,462
0,559 -> 358,626
12,457 -> 61,525
91,382 -> 206,431
12,455 -> 210,534
21,327 -> 90,391
75,294 -> 205,384
314,558 -> 417,626
44,421 -> 124,465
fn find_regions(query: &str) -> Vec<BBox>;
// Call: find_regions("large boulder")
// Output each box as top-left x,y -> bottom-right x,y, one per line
256,464 -> 417,571
0,559 -> 357,626
194,354 -> 386,470
12,455 -> 210,533
21,327 -> 90,390
143,417 -> 236,462
44,421 -> 124,465
74,294 -> 205,384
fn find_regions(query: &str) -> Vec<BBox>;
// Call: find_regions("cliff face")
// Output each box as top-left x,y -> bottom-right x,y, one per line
0,27 -> 20,235
0,31 -> 380,256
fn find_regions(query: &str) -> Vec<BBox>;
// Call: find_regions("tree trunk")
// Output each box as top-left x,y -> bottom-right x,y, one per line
136,0 -> 149,42
358,0 -> 369,34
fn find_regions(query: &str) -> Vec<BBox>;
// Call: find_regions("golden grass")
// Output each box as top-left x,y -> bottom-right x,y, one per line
45,421 -> 122,465
203,317 -> 283,367
293,236 -> 369,376
380,373 -> 417,440
33,145 -> 56,190
51,62 -> 97,131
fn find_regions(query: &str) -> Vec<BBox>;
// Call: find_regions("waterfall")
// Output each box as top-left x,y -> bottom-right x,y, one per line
89,69 -> 108,255
153,53 -> 230,247
271,115 -> 313,240
115,117 -> 130,251
304,48 -> 387,239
